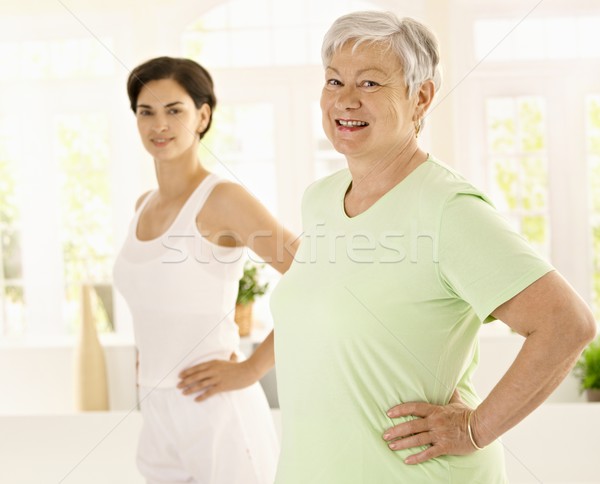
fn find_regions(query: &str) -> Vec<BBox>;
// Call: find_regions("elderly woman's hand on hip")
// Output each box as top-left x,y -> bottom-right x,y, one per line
382,389 -> 482,464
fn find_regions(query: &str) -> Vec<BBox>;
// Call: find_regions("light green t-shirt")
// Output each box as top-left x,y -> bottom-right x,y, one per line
270,157 -> 553,484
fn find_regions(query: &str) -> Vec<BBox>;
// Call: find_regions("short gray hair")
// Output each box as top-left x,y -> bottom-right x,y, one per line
321,11 -> 442,99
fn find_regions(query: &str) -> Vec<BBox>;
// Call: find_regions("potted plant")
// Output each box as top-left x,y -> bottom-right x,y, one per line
574,336 -> 600,402
235,261 -> 269,336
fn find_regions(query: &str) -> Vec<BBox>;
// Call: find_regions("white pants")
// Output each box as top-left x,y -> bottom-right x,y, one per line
137,383 -> 279,484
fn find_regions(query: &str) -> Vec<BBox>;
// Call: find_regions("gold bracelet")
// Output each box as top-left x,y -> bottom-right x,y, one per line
467,410 -> 484,451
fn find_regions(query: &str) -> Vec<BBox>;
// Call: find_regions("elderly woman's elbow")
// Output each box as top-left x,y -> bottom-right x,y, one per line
572,305 -> 597,348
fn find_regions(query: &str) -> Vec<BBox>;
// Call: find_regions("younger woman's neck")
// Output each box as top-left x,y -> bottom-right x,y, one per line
154,156 -> 209,200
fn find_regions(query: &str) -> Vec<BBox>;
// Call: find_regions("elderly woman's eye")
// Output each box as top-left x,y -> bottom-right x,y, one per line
363,80 -> 380,88
326,79 -> 342,86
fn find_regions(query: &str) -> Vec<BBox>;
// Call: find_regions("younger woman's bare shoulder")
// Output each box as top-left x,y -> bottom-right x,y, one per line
134,190 -> 153,212
206,181 -> 254,210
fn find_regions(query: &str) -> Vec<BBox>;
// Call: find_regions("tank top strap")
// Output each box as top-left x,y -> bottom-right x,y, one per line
128,190 -> 156,235
176,173 -> 229,228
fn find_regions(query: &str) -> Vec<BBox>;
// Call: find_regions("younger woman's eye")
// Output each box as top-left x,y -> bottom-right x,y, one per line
138,110 -> 152,116
168,108 -> 181,115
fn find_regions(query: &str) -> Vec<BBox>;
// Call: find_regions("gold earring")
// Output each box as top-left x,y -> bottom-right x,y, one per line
415,119 -> 422,138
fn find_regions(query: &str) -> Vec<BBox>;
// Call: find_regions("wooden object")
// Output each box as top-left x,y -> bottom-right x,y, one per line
74,284 -> 109,411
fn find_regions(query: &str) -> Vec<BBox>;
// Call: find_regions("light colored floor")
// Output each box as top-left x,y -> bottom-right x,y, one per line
2,405 -> 599,484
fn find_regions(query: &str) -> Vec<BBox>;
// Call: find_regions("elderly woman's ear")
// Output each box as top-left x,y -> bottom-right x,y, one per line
414,79 -> 436,121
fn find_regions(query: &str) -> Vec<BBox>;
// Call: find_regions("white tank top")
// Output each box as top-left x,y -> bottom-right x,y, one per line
113,174 -> 244,388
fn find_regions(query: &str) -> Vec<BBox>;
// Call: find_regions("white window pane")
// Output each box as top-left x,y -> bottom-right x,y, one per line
84,38 -> 115,77
578,17 -> 600,58
50,39 -> 80,78
486,97 -> 517,154
274,27 -> 307,65
309,24 -> 330,64
485,95 -> 549,257
273,0 -> 306,27
21,41 -> 50,79
0,43 -> 19,81
545,17 -> 578,59
54,114 -> 113,333
513,19 -> 544,60
199,4 -> 228,30
184,31 -> 230,68
201,103 -> 278,214
474,19 -> 514,61
229,0 -> 269,28
231,30 -> 270,67
307,0 -> 348,25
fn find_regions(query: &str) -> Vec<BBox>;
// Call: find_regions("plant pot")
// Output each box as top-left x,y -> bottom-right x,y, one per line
235,302 -> 254,337
585,389 -> 600,402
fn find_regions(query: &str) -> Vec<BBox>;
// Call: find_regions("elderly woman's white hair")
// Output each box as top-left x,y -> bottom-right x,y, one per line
321,11 -> 442,100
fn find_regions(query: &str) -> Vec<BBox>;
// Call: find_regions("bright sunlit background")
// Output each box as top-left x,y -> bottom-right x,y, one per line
1,0 -> 599,341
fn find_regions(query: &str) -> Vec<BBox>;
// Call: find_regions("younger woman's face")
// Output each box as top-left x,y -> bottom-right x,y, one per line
135,78 -> 210,162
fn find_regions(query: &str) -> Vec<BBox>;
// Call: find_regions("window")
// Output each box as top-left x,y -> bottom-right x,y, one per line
474,16 -> 600,62
0,118 -> 25,336
587,95 -> 600,319
0,38 -> 114,81
485,96 -> 550,256
0,33 -> 118,337
461,8 -> 600,328
55,114 -> 114,333
182,0 -> 378,68
200,103 -> 278,214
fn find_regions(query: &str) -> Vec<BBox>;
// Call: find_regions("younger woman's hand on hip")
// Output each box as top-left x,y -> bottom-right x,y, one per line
177,352 -> 258,402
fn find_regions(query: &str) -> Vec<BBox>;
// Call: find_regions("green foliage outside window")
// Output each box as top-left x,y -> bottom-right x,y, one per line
487,96 -> 549,256
588,96 -> 600,320
0,120 -> 25,335
55,114 -> 114,333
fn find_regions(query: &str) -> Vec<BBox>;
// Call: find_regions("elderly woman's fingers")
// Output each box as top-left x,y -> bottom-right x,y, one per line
382,416 -> 430,441
387,431 -> 431,451
404,446 -> 441,465
386,401 -> 435,419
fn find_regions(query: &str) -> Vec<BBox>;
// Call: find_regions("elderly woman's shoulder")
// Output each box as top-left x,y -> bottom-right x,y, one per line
423,156 -> 489,202
303,168 -> 350,198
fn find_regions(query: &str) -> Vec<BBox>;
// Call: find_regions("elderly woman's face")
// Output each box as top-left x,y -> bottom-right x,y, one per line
320,41 -> 416,161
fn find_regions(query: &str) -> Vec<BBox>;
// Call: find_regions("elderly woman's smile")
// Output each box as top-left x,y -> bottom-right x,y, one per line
336,118 -> 369,128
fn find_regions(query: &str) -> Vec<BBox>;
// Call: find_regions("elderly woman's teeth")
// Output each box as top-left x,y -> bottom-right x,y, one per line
338,120 -> 368,127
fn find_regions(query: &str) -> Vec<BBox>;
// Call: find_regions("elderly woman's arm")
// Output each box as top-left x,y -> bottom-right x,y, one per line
471,270 -> 596,447
383,270 -> 596,464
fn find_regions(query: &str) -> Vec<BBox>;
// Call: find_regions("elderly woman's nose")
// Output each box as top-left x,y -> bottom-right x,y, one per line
335,86 -> 361,110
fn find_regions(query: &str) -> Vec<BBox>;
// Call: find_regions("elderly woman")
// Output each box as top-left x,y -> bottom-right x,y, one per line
269,11 -> 596,483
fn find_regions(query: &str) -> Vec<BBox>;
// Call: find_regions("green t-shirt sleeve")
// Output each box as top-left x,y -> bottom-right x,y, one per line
438,192 -> 554,323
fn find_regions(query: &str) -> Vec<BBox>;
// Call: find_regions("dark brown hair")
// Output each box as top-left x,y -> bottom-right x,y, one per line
127,56 -> 217,139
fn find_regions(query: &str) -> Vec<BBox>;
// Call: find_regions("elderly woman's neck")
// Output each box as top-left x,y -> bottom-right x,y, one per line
346,142 -> 428,197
